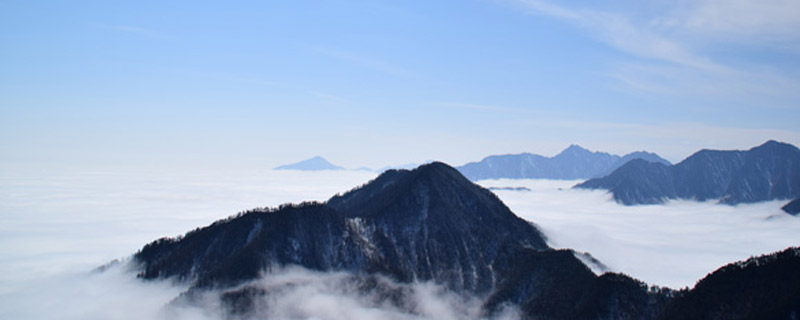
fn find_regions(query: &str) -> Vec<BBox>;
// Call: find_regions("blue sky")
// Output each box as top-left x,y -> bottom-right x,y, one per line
2,0 -> 799,170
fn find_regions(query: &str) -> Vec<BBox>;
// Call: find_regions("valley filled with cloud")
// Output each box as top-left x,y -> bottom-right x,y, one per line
2,167 -> 796,319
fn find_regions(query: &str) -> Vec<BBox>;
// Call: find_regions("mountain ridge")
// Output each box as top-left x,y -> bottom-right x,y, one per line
576,140 -> 800,205
457,145 -> 671,181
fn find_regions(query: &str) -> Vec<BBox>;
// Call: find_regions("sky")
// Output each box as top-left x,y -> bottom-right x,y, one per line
2,0 -> 800,170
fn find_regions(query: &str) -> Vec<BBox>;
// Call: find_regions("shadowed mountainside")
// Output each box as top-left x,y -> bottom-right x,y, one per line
576,141 -> 800,206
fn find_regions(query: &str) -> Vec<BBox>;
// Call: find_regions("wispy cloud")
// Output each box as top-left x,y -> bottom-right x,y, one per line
681,0 -> 800,45
516,0 -> 722,71
512,0 -> 800,105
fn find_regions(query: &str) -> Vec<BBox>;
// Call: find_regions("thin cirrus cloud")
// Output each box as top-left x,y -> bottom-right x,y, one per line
513,0 -> 800,104
681,0 -> 800,43
515,0 -> 721,71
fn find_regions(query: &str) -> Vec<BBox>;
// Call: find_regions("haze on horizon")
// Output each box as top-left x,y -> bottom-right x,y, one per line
2,0 -> 800,171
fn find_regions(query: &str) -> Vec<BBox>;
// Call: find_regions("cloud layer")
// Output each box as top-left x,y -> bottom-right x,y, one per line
1,167 -> 798,317
479,178 -> 800,288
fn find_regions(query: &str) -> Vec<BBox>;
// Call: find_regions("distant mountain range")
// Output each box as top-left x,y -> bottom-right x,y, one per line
132,162 -> 799,319
457,145 -> 671,181
274,156 -> 344,171
576,140 -> 800,205
275,145 -> 670,178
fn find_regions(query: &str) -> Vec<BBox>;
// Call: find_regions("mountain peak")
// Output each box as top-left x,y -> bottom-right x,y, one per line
578,141 -> 800,205
274,156 -> 344,171
751,140 -> 799,153
457,144 -> 669,180
557,144 -> 591,156
136,160 -> 549,297
408,161 -> 464,180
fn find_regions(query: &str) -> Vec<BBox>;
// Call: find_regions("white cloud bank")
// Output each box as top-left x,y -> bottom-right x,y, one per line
175,266 -> 519,320
1,167 -> 798,317
479,178 -> 800,289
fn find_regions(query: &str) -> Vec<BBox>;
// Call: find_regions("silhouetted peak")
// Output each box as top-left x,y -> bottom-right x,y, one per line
556,144 -> 592,157
275,156 -> 344,171
327,161 -> 488,218
408,161 -> 466,181
750,140 -> 799,153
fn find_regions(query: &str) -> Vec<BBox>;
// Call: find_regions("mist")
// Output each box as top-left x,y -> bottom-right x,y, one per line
1,166 -> 798,317
478,178 -> 800,289
166,266 -> 520,320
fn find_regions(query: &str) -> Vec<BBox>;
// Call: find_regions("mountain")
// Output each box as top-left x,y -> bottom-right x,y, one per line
576,141 -> 800,205
131,161 -> 800,319
136,162 -> 548,294
456,145 -> 670,181
484,250 -> 670,320
783,198 -> 800,215
657,247 -> 800,320
274,156 -> 344,171
133,162 -> 669,319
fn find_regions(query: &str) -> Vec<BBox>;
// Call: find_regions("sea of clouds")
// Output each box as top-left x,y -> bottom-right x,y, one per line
1,166 -> 798,318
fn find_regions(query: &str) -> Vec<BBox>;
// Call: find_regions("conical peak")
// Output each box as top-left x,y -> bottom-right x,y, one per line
327,161 -> 476,216
411,161 -> 463,178
555,144 -> 591,157
375,161 -> 469,189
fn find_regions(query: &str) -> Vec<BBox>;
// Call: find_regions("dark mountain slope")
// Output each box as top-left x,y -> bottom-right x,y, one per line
326,162 -> 549,293
577,159 -> 675,205
485,249 -> 670,320
577,141 -> 800,205
658,247 -> 800,320
783,198 -> 800,215
722,141 -> 800,204
135,162 -> 548,295
136,203 -> 372,288
671,149 -> 746,201
457,145 -> 670,181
